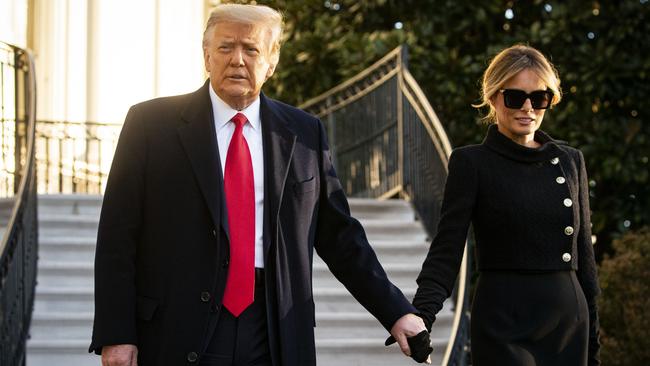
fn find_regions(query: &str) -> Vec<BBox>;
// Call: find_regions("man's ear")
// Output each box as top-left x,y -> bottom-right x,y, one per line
265,62 -> 277,80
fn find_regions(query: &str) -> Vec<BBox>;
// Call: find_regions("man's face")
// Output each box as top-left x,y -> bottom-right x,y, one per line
204,21 -> 277,110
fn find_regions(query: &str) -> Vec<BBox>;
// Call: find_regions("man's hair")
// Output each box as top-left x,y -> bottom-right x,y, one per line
473,44 -> 563,124
203,4 -> 284,62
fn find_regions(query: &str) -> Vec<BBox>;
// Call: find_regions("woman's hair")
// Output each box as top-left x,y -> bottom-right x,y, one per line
473,44 -> 562,123
202,4 -> 284,63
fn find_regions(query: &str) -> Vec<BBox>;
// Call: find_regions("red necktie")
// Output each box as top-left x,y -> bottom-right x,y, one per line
222,112 -> 255,317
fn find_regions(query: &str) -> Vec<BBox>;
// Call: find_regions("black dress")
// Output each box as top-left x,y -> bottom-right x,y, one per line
413,125 -> 600,365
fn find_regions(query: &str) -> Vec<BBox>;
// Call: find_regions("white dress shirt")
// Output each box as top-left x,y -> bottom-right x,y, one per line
209,84 -> 265,268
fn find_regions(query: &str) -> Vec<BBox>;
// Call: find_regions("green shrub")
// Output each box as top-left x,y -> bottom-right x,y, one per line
598,226 -> 650,365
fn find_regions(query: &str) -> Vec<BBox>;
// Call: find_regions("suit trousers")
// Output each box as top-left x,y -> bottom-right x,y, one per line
200,269 -> 272,366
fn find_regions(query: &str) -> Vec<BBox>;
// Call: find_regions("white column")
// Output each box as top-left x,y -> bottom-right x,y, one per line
0,0 -> 28,47
30,0 -> 205,124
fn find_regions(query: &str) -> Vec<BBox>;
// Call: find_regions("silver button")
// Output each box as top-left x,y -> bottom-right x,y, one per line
556,177 -> 566,184
564,226 -> 574,235
551,157 -> 559,165
563,198 -> 573,207
562,253 -> 572,262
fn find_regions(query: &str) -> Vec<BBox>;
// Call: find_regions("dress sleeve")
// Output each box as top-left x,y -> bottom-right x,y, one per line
412,148 -> 478,329
575,149 -> 601,365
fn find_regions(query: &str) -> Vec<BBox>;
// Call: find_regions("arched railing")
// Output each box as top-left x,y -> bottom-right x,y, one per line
0,42 -> 38,366
300,46 -> 470,365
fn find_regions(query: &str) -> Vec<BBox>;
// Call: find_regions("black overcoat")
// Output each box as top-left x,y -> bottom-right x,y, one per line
89,81 -> 414,365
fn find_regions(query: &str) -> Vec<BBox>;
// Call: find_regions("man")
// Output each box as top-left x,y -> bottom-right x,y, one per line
90,4 -> 427,366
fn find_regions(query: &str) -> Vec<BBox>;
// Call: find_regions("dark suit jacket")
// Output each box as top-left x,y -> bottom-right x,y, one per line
89,80 -> 415,366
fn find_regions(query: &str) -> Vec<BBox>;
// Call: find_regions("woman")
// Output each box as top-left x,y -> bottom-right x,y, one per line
413,45 -> 600,365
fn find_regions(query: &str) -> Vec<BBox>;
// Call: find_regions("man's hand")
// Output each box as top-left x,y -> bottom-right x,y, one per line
102,344 -> 138,366
390,314 -> 426,356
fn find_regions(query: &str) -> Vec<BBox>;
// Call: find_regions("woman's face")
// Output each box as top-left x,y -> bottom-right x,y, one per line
492,69 -> 549,147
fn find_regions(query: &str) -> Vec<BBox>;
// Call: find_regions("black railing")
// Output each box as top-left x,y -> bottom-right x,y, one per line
300,46 -> 471,365
0,42 -> 38,366
35,120 -> 120,194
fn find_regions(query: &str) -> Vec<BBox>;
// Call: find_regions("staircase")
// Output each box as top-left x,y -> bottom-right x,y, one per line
27,195 -> 453,366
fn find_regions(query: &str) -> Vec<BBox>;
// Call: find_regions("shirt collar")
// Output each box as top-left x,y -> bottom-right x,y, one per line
209,82 -> 261,132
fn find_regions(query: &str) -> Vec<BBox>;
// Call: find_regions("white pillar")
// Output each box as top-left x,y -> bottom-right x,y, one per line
30,0 -> 205,124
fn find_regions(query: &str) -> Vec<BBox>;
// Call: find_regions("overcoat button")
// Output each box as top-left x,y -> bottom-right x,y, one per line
187,352 -> 199,363
551,157 -> 559,165
564,226 -> 574,235
200,291 -> 211,302
562,253 -> 572,262
222,259 -> 229,268
211,229 -> 217,237
556,177 -> 566,184
563,198 -> 573,207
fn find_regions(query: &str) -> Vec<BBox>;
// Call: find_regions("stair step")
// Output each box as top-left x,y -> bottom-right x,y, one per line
314,311 -> 453,339
29,196 -> 455,366
354,220 -> 428,241
349,198 -> 415,221
314,287 -> 416,313
312,262 -> 421,289
30,312 -> 93,340
38,236 -> 96,262
316,338 -> 446,366
26,339 -> 446,366
34,286 -> 94,313
37,194 -> 103,216
372,242 -> 430,265
37,261 -> 94,287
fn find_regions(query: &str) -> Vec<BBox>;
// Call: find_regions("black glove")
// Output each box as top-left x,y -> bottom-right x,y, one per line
407,330 -> 434,363
385,330 -> 433,363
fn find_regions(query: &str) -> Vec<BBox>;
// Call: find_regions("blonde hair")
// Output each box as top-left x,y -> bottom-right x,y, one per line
473,44 -> 562,123
202,4 -> 284,63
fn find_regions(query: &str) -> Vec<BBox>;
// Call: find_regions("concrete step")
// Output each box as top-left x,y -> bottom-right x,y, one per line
33,286 -> 417,315
34,286 -> 94,313
35,195 -> 412,221
29,196 -> 455,366
26,340 -> 96,366
30,312 -> 93,340
36,261 -> 94,287
314,287 -> 417,313
348,198 -> 415,221
350,220 -> 428,242
316,337 -> 447,366
314,311 -> 453,340
312,262 -> 420,289
37,194 -> 103,216
38,236 -> 96,262
38,212 -> 99,229
369,239 -> 430,263
27,338 -> 447,366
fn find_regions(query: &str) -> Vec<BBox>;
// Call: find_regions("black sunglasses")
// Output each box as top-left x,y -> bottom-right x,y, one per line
499,89 -> 554,110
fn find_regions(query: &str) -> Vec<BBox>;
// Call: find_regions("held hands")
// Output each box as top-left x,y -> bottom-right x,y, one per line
389,313 -> 433,364
102,344 -> 138,366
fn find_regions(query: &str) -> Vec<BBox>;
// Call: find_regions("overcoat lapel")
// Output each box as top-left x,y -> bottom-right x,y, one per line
260,94 -> 297,262
177,81 -> 229,239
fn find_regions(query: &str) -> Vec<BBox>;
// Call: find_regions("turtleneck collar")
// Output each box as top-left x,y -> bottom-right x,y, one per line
483,124 -> 566,163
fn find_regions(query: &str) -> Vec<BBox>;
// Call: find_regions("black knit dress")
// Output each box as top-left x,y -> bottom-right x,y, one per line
413,125 -> 601,365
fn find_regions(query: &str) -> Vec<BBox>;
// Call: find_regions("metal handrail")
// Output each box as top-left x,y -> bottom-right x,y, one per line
400,65 -> 470,366
0,41 -> 39,366
300,45 -> 471,365
35,119 -> 121,194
